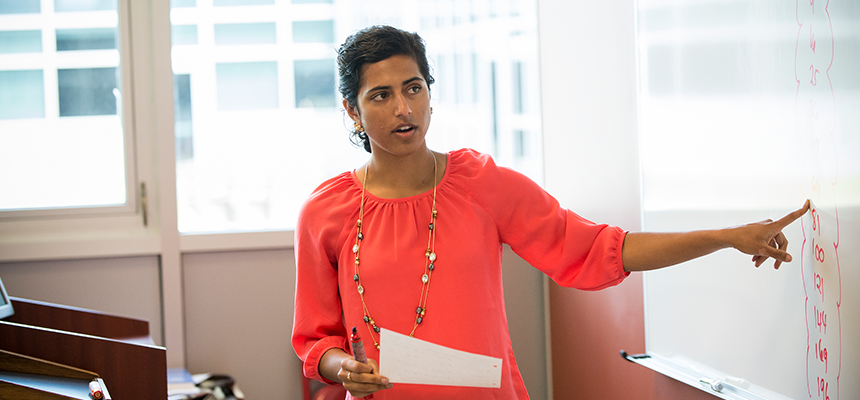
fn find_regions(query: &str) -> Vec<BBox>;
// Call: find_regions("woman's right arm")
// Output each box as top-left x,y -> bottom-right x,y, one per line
293,187 -> 392,396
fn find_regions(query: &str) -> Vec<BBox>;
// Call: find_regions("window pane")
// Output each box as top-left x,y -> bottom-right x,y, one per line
292,20 -> 333,43
0,116 -> 127,210
0,70 -> 45,119
0,0 -> 40,14
0,1 -> 129,213
294,59 -> 335,108
174,74 -> 193,160
54,0 -> 115,12
214,0 -> 273,6
0,30 -> 42,53
58,68 -> 118,117
216,62 -> 279,111
214,23 -> 276,46
171,25 -> 198,45
171,0 -> 196,7
56,28 -> 117,51
512,61 -> 523,113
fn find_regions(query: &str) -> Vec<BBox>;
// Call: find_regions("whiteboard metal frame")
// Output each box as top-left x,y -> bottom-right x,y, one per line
622,352 -> 796,400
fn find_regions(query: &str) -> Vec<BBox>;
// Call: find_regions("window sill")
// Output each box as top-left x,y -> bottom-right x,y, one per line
179,230 -> 294,254
0,230 -> 294,263
0,233 -> 162,263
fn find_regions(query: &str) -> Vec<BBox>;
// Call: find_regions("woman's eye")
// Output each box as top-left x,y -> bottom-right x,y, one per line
371,92 -> 387,101
408,85 -> 422,94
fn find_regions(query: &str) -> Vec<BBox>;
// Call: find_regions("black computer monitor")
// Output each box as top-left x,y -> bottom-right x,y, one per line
0,276 -> 13,320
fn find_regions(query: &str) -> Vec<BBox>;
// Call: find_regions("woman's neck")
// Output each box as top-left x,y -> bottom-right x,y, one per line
361,149 -> 442,199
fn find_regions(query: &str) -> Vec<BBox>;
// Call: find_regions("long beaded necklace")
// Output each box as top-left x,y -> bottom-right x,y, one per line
352,152 -> 439,349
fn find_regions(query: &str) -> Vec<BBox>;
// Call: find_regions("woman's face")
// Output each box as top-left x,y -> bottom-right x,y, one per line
345,54 -> 431,158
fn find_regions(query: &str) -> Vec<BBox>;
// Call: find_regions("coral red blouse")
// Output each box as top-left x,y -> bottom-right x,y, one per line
292,149 -> 629,399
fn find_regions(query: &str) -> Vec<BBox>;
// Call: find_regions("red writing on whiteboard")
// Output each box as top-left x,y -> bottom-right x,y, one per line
813,238 -> 826,263
809,99 -> 819,121
818,376 -> 830,400
810,27 -> 816,52
815,338 -> 828,373
814,273 -> 825,302
811,176 -> 821,195
811,208 -> 821,231
815,305 -> 827,334
797,1 -> 841,397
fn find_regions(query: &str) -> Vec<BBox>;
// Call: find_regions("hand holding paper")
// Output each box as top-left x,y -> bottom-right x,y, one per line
378,329 -> 503,388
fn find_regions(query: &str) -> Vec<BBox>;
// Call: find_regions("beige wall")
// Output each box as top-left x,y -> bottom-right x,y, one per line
0,256 -> 163,345
182,249 -> 300,399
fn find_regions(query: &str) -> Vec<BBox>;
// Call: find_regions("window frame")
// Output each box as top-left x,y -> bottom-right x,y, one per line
0,0 -> 139,220
0,0 -> 161,263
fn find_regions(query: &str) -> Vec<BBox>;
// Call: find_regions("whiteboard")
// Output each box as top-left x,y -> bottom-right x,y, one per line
636,1 -> 859,399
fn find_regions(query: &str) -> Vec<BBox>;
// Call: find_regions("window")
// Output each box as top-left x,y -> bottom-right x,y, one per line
0,1 -> 41,14
0,30 -> 42,53
170,0 -> 543,233
216,62 -> 280,111
0,70 -> 45,120
0,0 -> 134,213
58,67 -> 119,117
214,23 -> 276,45
292,20 -> 334,43
294,59 -> 335,108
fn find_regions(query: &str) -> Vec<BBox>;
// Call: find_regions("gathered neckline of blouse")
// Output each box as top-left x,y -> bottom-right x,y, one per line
348,150 -> 453,204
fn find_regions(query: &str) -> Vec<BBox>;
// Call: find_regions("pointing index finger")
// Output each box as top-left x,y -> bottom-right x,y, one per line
772,200 -> 811,230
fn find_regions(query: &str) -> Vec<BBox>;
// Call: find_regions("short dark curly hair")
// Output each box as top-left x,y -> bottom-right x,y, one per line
337,25 -> 435,153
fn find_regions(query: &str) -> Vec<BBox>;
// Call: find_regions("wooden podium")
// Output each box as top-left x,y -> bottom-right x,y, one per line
0,297 -> 167,399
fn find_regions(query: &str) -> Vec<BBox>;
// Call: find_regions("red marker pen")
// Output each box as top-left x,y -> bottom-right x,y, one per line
351,327 -> 369,363
350,327 -> 373,399
89,379 -> 103,399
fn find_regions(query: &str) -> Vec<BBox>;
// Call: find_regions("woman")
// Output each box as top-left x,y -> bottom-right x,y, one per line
291,25 -> 808,399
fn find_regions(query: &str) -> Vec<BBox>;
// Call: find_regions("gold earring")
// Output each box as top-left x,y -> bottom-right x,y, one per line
430,107 -> 433,115
354,122 -> 364,133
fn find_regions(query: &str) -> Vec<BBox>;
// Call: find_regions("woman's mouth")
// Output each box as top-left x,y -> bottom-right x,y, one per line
393,125 -> 417,135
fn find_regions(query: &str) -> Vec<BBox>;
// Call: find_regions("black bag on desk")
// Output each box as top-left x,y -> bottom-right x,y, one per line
191,375 -> 244,400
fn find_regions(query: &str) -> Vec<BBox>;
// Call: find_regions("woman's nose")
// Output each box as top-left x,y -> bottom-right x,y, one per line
394,94 -> 412,116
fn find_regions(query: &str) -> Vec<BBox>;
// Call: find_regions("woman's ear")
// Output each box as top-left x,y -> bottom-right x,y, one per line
343,99 -> 359,123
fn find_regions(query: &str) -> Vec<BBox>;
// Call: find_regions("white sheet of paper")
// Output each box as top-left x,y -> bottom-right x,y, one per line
378,328 -> 502,388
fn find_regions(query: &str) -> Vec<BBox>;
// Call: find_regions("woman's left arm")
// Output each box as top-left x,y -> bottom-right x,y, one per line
622,200 -> 810,272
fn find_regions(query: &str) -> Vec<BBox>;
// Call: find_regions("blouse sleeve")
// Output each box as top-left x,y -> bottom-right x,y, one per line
456,150 -> 630,290
291,179 -> 352,384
